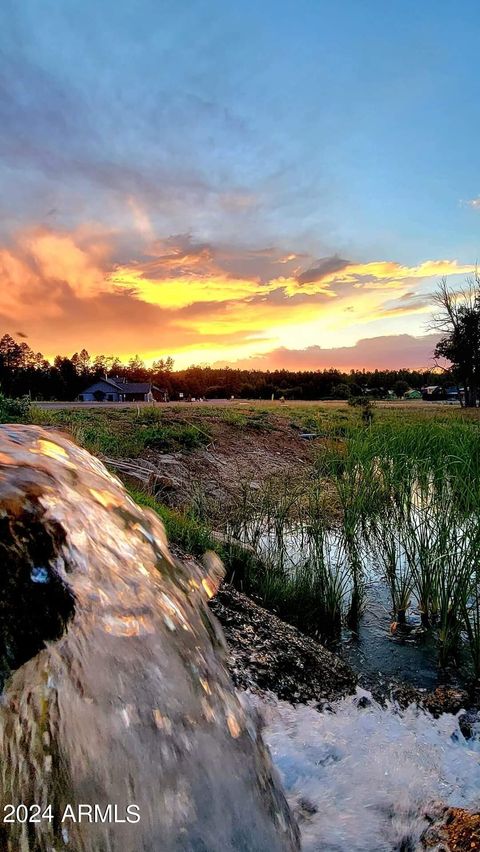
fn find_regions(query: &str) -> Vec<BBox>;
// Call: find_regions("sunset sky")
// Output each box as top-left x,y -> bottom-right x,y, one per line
1,0 -> 480,370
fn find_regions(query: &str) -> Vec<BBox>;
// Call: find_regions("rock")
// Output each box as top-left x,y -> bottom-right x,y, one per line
355,694 -> 373,709
424,687 -> 469,717
209,583 -> 357,703
392,684 -> 469,718
422,807 -> 480,851
392,683 -> 426,709
458,710 -> 480,740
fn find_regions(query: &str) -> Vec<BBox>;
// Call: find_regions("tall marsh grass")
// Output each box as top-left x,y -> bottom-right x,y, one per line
220,416 -> 480,677
317,419 -> 480,678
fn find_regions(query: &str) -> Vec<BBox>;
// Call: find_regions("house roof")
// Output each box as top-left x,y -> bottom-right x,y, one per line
81,378 -> 121,392
107,376 -> 157,393
82,378 -> 171,394
117,381 -> 152,394
82,378 -> 166,395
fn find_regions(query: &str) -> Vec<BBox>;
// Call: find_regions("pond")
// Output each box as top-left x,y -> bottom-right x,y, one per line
231,512 -> 477,692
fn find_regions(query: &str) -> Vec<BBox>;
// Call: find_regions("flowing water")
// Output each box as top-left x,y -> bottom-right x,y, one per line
257,691 -> 480,852
0,425 -> 298,851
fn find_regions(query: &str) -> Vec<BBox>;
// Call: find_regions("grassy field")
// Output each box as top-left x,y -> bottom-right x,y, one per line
10,398 -> 480,682
26,398 -> 480,456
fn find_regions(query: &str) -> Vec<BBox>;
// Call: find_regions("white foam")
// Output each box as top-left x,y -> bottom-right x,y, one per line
254,690 -> 480,851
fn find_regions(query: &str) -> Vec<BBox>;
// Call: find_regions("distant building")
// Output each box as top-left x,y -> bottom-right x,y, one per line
404,389 -> 422,400
78,377 -> 168,402
421,385 -> 445,401
421,385 -> 461,402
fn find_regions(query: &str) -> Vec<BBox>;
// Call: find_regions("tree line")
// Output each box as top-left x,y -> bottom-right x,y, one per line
0,332 -> 447,401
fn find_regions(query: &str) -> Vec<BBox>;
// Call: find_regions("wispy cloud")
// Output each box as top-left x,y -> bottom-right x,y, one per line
461,197 -> 480,209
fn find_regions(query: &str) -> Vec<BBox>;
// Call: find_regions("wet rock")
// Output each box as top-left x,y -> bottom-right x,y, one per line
458,710 -> 480,740
354,693 -> 373,709
392,683 -> 426,709
392,684 -> 469,717
444,809 -> 480,851
422,807 -> 480,851
0,425 -> 299,852
209,583 -> 357,703
424,687 -> 469,717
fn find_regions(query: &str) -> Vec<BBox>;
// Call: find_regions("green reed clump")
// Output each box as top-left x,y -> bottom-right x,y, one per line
215,474 -> 356,640
462,566 -> 480,681
282,530 -> 352,643
454,509 -> 480,680
401,500 -> 440,628
312,416 -> 480,672
371,514 -> 413,624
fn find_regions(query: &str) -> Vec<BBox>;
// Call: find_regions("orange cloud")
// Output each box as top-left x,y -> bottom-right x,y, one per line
225,334 -> 442,371
0,224 -> 473,367
285,259 -> 474,295
25,229 -> 110,298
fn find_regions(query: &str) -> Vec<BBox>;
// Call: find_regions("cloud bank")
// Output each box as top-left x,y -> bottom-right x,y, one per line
223,334 -> 443,371
0,222 -> 469,367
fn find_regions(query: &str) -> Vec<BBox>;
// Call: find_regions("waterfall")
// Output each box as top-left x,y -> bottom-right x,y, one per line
0,425 -> 298,852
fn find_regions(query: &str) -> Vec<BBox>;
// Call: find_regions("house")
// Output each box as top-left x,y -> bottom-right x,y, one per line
446,385 -> 461,402
404,389 -> 422,400
421,385 -> 446,401
78,377 -> 168,402
421,385 -> 461,403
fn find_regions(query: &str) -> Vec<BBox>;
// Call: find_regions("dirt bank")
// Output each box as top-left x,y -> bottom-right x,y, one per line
110,408 -> 318,517
209,583 -> 357,703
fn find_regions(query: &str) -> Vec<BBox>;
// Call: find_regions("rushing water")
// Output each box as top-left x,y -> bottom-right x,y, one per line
0,425 -> 298,851
256,691 -> 480,852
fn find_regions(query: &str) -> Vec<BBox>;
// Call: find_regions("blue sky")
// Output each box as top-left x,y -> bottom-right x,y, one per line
0,0 -> 479,367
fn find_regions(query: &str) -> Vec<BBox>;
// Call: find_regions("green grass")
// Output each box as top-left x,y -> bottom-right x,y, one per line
30,406 -> 210,456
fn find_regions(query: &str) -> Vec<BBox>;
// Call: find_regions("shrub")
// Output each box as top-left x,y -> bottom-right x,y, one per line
331,383 -> 351,400
0,394 -> 31,423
